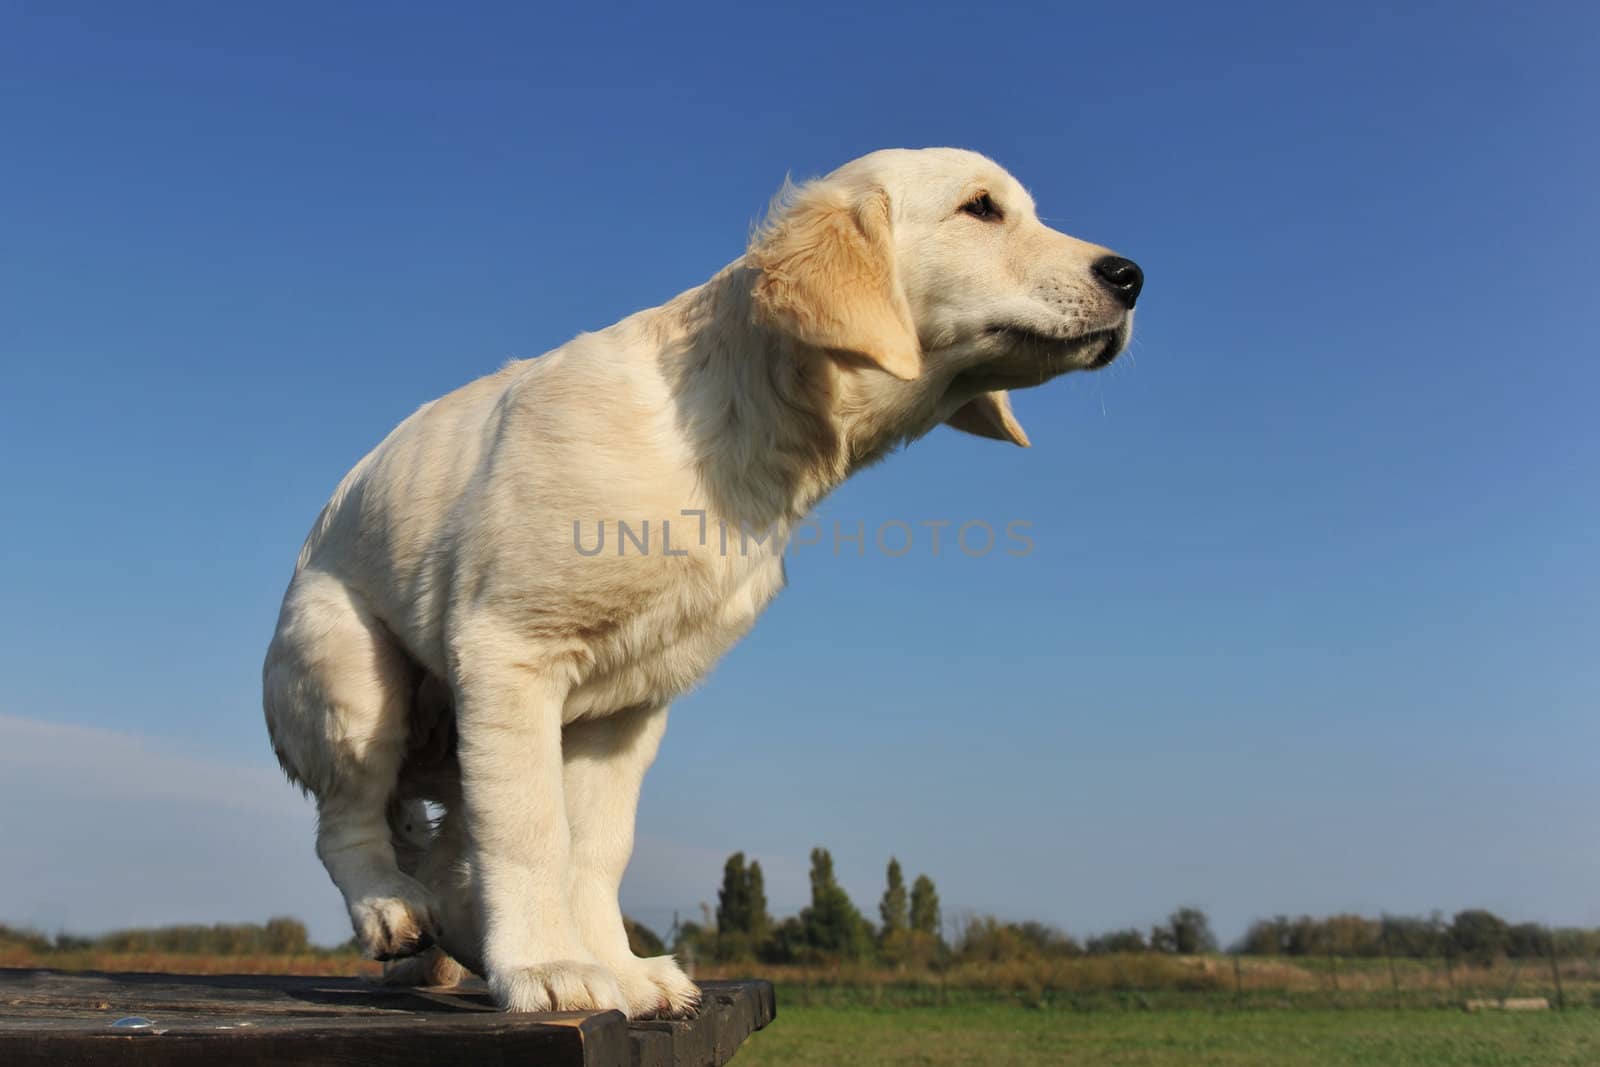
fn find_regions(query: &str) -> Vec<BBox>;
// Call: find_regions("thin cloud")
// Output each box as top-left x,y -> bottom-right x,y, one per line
0,713 -> 307,819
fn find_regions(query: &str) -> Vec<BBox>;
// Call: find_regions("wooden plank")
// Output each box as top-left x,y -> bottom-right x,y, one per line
0,1012 -> 627,1067
0,968 -> 497,1018
0,969 -> 774,1066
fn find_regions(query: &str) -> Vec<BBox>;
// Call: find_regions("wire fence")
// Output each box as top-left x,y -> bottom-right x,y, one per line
707,951 -> 1600,1013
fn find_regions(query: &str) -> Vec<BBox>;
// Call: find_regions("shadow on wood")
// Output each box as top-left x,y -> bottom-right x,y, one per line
0,968 -> 775,1066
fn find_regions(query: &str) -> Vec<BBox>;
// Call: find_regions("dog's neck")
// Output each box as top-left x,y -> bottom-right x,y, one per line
655,263 -> 948,533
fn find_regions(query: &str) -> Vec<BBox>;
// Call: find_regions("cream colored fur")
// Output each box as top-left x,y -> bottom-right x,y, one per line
262,148 -> 1136,1017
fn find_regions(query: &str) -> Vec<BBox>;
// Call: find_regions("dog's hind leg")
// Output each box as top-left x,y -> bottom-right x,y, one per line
263,572 -> 438,960
384,804 -> 480,987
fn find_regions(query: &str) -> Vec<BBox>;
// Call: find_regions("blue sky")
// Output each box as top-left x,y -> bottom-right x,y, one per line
2,1 -> 1597,947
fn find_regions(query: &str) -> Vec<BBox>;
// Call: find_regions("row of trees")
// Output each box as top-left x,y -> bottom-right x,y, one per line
944,908 -> 1221,961
1235,911 -> 1600,965
677,849 -> 945,965
1084,908 -> 1219,956
669,850 -> 1600,969
7,860 -> 1593,971
673,848 -> 1226,967
0,918 -> 313,956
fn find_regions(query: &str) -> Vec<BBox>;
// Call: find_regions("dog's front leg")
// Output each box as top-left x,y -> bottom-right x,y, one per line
453,656 -> 626,1013
565,703 -> 701,1019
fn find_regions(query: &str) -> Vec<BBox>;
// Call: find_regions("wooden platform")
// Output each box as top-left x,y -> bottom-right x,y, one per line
0,968 -> 774,1066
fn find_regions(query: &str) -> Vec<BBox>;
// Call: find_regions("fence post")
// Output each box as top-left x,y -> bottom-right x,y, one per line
1382,927 -> 1401,1009
1498,958 -> 1524,1005
1328,949 -> 1339,1003
1546,938 -> 1566,1011
1233,953 -> 1244,1009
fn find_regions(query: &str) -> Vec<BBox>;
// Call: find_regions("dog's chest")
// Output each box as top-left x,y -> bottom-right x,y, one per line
562,546 -> 788,721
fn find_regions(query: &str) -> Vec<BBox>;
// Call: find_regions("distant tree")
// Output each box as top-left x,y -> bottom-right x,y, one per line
1450,909 -> 1510,966
1086,928 -> 1148,954
955,916 -> 1079,961
1241,912 -> 1459,960
748,861 -> 770,927
910,874 -> 942,940
1380,914 -> 1450,959
746,861 -> 770,944
715,852 -> 771,960
879,858 -> 909,936
1152,908 -> 1217,955
799,848 -> 871,960
0,925 -> 53,954
1505,922 -> 1551,960
1236,917 -> 1290,956
717,853 -> 753,938
1281,916 -> 1317,956
759,916 -> 808,965
954,915 -> 1025,962
1015,921 -> 1080,957
1552,927 -> 1600,959
1320,914 -> 1381,957
624,917 -> 665,958
262,917 -> 309,955
877,858 -> 915,965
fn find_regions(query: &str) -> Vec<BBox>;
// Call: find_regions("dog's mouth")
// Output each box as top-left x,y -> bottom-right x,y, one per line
986,324 -> 1126,369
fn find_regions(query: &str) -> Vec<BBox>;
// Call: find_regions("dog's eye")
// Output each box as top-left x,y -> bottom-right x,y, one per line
961,193 -> 1001,221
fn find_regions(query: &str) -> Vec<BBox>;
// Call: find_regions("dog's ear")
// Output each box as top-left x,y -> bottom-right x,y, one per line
945,390 -> 1030,447
749,180 -> 920,380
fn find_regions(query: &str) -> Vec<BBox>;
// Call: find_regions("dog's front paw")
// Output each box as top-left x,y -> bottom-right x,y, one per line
490,961 -> 628,1014
611,954 -> 701,1019
349,876 -> 439,961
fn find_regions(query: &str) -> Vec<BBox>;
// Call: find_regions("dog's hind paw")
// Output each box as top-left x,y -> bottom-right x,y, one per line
380,946 -> 467,987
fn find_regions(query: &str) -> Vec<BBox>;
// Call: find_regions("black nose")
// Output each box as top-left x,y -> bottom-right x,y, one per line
1092,255 -> 1144,309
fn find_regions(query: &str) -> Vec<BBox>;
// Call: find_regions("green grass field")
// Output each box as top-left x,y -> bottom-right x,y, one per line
738,1003 -> 1600,1066
6,940 -> 1596,1064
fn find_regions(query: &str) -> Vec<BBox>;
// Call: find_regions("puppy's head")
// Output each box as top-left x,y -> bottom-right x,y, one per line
749,148 -> 1140,447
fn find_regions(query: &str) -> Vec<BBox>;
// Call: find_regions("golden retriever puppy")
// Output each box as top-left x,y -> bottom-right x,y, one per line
263,147 -> 1142,1016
